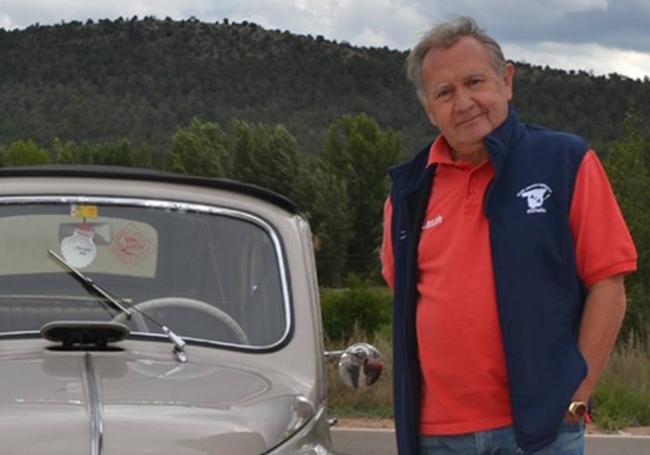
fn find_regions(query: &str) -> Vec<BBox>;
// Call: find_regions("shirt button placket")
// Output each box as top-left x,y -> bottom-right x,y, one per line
464,170 -> 479,214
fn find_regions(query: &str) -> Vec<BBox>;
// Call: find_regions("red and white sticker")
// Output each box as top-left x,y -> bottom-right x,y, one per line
109,223 -> 154,268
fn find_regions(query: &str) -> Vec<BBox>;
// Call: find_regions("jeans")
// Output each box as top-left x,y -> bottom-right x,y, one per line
420,421 -> 585,455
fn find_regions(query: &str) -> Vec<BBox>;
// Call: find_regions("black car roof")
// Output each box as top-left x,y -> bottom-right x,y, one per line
0,165 -> 299,214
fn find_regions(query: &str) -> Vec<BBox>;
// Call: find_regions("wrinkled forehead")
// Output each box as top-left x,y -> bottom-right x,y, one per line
421,37 -> 498,80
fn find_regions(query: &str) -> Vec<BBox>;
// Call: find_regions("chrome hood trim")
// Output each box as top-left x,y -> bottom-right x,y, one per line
84,353 -> 103,455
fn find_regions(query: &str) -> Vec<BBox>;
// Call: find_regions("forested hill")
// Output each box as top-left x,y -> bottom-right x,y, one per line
1,16 -> 650,155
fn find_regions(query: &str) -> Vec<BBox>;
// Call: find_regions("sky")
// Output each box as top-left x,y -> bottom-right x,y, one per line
0,0 -> 649,80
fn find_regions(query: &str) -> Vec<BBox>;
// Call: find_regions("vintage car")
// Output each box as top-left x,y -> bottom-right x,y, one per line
0,166 -> 382,454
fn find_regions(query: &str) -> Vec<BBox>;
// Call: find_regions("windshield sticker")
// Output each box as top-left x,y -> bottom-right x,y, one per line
109,223 -> 154,268
60,226 -> 97,269
71,204 -> 98,219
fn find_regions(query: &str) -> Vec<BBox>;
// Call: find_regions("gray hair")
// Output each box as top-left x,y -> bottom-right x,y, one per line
406,16 -> 506,102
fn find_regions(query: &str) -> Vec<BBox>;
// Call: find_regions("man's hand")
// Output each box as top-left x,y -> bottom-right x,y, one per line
571,274 -> 627,403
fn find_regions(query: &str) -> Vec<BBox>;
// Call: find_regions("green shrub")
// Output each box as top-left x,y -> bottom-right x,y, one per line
320,282 -> 391,341
592,340 -> 650,430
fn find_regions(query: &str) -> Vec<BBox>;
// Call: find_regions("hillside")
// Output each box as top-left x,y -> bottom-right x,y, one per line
1,16 -> 649,155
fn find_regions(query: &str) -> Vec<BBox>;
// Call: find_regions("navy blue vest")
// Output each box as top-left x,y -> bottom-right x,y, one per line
388,111 -> 589,454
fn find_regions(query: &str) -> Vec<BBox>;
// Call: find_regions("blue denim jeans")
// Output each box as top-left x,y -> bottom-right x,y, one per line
420,421 -> 584,455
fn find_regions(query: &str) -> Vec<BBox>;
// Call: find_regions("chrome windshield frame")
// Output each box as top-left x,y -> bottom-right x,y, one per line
0,195 -> 293,352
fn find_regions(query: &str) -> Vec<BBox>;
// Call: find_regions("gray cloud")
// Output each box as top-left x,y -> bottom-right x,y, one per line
198,0 -> 429,50
482,0 -> 650,53
0,0 -> 216,28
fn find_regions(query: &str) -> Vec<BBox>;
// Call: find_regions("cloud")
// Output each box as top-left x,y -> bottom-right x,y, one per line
403,0 -> 650,56
476,0 -> 650,54
0,0 -> 428,49
0,12 -> 12,29
504,41 -> 650,80
0,0 -> 215,28
415,0 -> 608,28
204,0 -> 428,50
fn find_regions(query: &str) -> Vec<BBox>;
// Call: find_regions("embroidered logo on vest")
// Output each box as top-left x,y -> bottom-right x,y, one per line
517,183 -> 552,214
422,215 -> 443,230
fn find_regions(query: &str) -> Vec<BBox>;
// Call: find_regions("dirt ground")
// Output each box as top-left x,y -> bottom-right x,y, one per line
335,418 -> 650,435
336,418 -> 395,429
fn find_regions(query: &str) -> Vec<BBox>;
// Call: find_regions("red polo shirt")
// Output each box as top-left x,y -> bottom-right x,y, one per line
381,136 -> 637,435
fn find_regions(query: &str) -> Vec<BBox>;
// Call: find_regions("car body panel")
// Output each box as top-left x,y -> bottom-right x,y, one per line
0,167 -> 336,454
0,339 -> 317,454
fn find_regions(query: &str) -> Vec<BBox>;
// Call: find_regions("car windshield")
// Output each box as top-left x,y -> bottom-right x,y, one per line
0,197 -> 289,349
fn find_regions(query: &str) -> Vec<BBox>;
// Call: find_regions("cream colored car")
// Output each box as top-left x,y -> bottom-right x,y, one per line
0,166 -> 382,455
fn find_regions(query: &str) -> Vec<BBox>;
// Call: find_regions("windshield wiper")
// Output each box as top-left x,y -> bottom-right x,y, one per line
48,249 -> 132,318
47,249 -> 188,363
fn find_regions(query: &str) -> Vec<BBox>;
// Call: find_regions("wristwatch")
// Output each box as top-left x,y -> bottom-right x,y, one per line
568,401 -> 588,418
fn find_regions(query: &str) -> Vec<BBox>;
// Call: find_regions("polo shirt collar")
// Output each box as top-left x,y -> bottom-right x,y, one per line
426,134 -> 489,170
426,136 -> 455,167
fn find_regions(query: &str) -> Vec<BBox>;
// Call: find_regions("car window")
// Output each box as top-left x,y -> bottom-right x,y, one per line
0,198 -> 289,349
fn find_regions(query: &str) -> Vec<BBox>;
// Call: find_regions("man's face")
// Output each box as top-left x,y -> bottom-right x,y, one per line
420,36 -> 514,159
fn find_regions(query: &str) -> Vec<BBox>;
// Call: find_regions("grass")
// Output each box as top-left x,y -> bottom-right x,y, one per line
591,337 -> 650,430
326,330 -> 650,430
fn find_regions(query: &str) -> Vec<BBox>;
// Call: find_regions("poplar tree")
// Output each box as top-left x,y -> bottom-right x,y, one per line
230,121 -> 301,200
168,118 -> 232,177
1,139 -> 50,166
604,110 -> 650,342
321,113 -> 402,278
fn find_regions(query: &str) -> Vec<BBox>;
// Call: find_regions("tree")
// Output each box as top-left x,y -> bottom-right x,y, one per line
1,139 -> 50,166
168,118 -> 231,177
320,113 -> 402,278
310,169 -> 353,286
52,137 -> 81,164
230,121 -> 301,200
604,110 -> 650,342
91,139 -> 152,167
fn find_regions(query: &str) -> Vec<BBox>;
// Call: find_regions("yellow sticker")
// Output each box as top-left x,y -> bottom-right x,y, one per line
71,204 -> 98,219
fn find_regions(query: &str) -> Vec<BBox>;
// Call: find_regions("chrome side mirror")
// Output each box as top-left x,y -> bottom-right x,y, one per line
325,343 -> 383,389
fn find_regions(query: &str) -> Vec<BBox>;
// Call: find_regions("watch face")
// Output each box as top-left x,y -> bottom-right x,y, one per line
570,402 -> 588,417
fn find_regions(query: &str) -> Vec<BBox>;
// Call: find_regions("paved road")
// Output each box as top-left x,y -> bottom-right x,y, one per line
331,428 -> 650,455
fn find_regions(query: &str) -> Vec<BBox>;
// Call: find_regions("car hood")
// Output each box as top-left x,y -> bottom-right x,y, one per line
0,348 -> 316,454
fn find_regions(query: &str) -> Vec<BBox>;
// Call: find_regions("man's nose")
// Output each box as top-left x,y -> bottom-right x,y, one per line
454,87 -> 475,112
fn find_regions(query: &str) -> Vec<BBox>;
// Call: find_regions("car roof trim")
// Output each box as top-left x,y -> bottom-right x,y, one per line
0,165 -> 299,214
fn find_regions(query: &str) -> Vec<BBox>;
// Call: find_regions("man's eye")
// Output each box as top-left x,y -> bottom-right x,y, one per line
435,89 -> 452,100
468,78 -> 485,88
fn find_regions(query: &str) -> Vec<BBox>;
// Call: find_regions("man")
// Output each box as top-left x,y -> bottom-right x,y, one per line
380,16 -> 637,455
